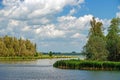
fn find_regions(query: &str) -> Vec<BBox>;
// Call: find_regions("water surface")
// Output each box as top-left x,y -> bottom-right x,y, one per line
0,59 -> 120,80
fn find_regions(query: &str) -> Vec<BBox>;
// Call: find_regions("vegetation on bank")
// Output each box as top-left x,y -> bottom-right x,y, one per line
0,35 -> 37,57
83,17 -> 120,61
53,59 -> 120,71
54,17 -> 120,71
0,36 -> 79,60
0,54 -> 76,60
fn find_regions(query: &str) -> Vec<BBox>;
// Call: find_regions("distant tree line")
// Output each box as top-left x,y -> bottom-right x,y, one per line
83,17 -> 120,61
0,36 -> 37,57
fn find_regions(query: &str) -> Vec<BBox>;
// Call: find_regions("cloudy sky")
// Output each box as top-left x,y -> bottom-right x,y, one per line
0,0 -> 119,52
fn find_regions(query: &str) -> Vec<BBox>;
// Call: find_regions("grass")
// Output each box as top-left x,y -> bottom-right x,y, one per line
53,59 -> 120,71
0,55 -> 76,61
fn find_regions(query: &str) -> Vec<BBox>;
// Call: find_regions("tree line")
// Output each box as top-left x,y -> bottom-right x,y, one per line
0,36 -> 37,57
84,17 -> 120,61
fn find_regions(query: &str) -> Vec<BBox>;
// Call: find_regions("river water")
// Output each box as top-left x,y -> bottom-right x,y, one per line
0,58 -> 120,80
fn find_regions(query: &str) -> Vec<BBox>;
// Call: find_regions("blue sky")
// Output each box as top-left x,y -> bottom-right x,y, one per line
56,0 -> 119,19
0,0 -> 119,52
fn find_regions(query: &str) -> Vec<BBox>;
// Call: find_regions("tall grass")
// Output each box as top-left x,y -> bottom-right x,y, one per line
53,59 -> 120,71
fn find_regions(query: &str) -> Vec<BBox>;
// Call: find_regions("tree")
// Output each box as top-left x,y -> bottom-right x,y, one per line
106,18 -> 120,61
84,17 -> 108,61
48,51 -> 53,57
84,36 -> 108,61
0,36 -> 37,57
0,40 -> 8,56
13,37 -> 19,56
89,17 -> 104,37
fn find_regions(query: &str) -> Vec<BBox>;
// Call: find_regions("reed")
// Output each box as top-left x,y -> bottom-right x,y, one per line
53,59 -> 120,71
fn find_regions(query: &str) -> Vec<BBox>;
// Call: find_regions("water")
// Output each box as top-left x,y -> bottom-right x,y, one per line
0,59 -> 120,80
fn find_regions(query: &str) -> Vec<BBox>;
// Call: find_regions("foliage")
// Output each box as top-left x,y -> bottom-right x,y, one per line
106,18 -> 120,61
84,17 -> 108,61
0,35 -> 36,57
89,17 -> 104,37
48,51 -> 53,57
53,59 -> 120,71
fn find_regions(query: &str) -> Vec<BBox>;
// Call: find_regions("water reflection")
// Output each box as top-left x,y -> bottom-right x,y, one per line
0,58 -> 119,80
0,60 -> 36,64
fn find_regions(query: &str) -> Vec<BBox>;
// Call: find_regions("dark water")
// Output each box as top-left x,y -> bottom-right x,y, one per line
0,59 -> 120,80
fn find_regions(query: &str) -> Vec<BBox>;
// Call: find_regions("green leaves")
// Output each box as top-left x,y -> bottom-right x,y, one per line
84,17 -> 120,61
0,36 -> 36,57
89,17 -> 104,37
48,51 -> 53,57
106,18 -> 120,61
84,17 -> 108,61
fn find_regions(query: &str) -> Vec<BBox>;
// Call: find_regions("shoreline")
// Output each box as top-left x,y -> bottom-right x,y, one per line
0,55 -> 77,61
53,59 -> 120,71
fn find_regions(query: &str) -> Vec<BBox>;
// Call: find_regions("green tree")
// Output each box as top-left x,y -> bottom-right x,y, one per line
25,39 -> 36,56
84,36 -> 108,61
89,17 -> 104,37
0,40 -> 8,56
13,37 -> 20,56
0,36 -> 37,57
3,35 -> 14,49
8,48 -> 15,56
84,17 -> 108,61
106,18 -> 120,61
48,51 -> 53,57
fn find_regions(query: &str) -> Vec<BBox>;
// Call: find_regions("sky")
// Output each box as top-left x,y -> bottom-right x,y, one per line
0,0 -> 119,52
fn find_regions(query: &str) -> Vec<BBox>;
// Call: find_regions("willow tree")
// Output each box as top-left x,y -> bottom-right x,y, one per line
84,17 -> 108,61
0,40 -> 8,56
106,18 -> 120,61
0,36 -> 37,57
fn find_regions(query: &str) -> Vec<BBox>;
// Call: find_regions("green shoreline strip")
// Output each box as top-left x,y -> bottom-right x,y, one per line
0,55 -> 75,61
53,59 -> 120,71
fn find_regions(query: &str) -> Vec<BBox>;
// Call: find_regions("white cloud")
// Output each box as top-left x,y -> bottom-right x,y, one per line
27,18 -> 50,25
8,20 -> 19,26
58,16 -> 76,22
22,26 -> 30,31
57,14 -> 93,31
116,5 -> 120,18
71,33 -> 86,39
116,12 -> 120,18
1,0 -> 84,19
35,24 -> 65,38
69,8 -> 76,15
0,0 -> 111,52
3,0 -> 21,7
27,0 -> 84,18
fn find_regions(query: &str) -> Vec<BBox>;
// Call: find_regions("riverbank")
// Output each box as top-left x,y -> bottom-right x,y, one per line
0,55 -> 77,61
53,59 -> 120,71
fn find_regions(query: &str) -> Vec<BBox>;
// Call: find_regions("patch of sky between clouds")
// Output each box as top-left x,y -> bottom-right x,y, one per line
0,0 -> 4,9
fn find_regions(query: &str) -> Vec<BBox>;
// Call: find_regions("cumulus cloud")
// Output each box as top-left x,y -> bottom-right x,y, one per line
35,24 -> 65,38
1,0 -> 84,19
0,0 -> 111,52
57,14 -> 93,31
